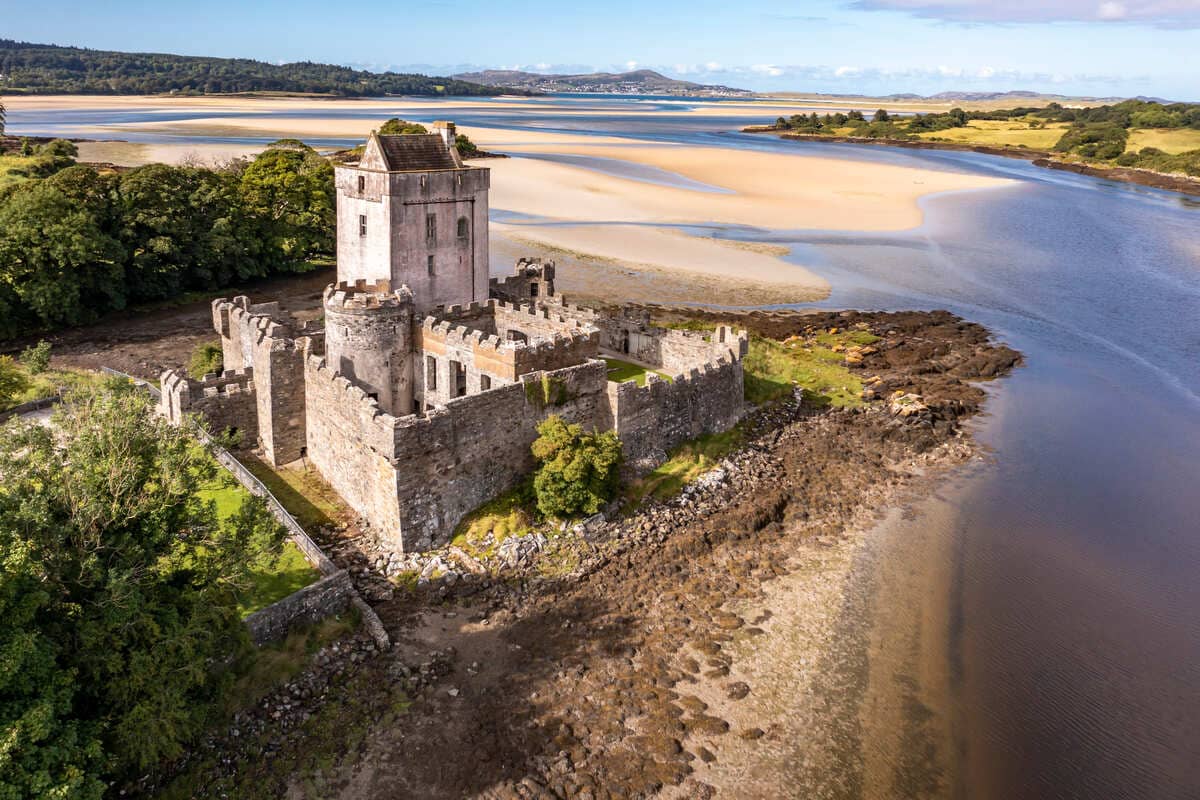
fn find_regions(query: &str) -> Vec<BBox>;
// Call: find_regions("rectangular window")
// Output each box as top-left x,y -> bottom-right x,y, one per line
427,255 -> 435,276
357,175 -> 365,193
425,355 -> 437,391
480,375 -> 491,391
425,212 -> 437,245
530,282 -> 539,297
358,214 -> 367,237
450,361 -> 466,398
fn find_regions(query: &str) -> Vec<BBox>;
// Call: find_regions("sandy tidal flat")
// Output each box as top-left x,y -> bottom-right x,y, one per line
13,95 -> 1011,305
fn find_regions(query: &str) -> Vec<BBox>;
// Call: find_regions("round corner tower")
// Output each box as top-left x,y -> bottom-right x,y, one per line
323,279 -> 415,416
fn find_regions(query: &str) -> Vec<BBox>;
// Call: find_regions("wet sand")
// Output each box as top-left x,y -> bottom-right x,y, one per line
18,95 -> 1012,306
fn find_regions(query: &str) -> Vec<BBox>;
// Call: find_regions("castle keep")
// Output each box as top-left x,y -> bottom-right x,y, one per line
162,126 -> 747,554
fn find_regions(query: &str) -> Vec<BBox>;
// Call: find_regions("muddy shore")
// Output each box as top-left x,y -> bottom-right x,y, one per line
742,127 -> 1200,197
135,306 -> 1019,799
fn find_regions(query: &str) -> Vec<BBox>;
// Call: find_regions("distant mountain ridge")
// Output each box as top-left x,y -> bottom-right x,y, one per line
0,39 -> 525,97
452,68 -> 752,97
882,89 -> 1172,104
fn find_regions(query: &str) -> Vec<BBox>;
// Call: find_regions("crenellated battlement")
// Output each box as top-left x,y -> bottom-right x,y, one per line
489,258 -> 557,304
324,279 -> 414,312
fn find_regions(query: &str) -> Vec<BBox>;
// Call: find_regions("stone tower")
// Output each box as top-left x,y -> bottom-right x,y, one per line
323,280 -> 415,416
334,125 -> 489,312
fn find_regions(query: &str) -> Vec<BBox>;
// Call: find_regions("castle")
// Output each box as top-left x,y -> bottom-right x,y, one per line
162,124 -> 748,554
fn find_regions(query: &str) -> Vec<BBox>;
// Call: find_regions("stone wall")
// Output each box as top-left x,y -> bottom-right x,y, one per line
607,327 -> 749,469
160,368 -> 258,443
211,297 -> 320,465
489,258 -> 556,303
243,569 -> 354,646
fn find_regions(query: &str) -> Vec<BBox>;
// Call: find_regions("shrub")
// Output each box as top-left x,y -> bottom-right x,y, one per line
530,415 -> 622,519
189,340 -> 224,378
0,354 -> 31,404
19,339 -> 52,374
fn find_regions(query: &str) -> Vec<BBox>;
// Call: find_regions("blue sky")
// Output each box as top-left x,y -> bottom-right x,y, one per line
2,0 -> 1198,99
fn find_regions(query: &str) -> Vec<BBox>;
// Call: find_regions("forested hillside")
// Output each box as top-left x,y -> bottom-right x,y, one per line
0,39 -> 521,96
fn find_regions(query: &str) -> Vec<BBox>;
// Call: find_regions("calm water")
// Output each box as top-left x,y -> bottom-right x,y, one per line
10,98 -> 1200,798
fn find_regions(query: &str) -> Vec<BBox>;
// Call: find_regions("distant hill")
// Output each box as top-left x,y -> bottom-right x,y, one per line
452,68 -> 752,97
0,39 -> 525,97
887,89 -> 1173,105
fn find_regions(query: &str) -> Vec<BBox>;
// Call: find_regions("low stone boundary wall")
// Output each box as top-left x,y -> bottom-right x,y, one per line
0,395 -> 60,423
244,569 -> 354,645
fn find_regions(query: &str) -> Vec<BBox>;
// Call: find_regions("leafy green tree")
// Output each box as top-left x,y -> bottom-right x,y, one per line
377,118 -> 428,135
19,339 -> 51,374
0,389 -> 286,788
189,340 -> 224,378
454,133 -> 480,157
238,145 -> 335,270
872,108 -> 890,123
530,415 -> 622,518
0,354 -> 31,404
0,171 -> 125,334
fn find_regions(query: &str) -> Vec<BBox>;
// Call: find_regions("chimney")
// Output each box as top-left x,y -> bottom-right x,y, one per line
432,120 -> 457,149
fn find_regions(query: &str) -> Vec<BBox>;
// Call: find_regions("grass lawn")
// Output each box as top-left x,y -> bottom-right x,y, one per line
742,328 -> 879,408
604,357 -> 672,386
0,363 -> 108,412
450,485 -> 536,562
1126,128 -> 1200,155
240,453 -> 344,532
625,426 -> 744,505
196,467 -> 320,616
917,119 -> 1069,149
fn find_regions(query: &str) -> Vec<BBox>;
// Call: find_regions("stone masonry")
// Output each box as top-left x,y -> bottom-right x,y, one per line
161,126 -> 748,554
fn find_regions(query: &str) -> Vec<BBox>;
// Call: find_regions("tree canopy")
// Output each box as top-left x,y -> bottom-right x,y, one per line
0,389 -> 286,795
0,39 -> 529,97
530,416 -> 623,518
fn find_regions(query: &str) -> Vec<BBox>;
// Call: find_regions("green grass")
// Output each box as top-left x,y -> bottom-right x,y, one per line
240,453 -> 343,532
604,357 -> 672,386
1,364 -> 108,412
196,462 -> 320,616
917,118 -> 1070,149
450,485 -> 536,561
625,426 -> 745,505
742,329 -> 879,408
1126,127 -> 1200,155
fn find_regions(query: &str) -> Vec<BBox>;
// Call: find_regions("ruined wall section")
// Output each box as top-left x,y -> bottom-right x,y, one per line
489,258 -> 556,303
211,296 -> 321,466
607,326 -> 749,469
390,360 -> 611,552
160,368 -> 259,444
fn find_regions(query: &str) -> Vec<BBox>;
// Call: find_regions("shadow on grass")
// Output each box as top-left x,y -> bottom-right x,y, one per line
239,453 -> 339,532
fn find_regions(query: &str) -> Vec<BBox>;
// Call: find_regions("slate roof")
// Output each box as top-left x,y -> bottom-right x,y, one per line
376,134 -> 459,171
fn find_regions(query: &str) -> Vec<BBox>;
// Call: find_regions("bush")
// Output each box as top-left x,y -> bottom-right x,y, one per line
19,339 -> 51,374
189,340 -> 224,378
0,354 -> 31,404
377,118 -> 428,135
530,415 -> 622,519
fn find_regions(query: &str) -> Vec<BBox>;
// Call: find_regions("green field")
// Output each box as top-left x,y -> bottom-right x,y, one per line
742,329 -> 880,408
196,468 -> 320,615
241,454 -> 344,531
1126,127 -> 1200,154
604,357 -> 672,386
0,363 -> 108,412
917,119 -> 1070,149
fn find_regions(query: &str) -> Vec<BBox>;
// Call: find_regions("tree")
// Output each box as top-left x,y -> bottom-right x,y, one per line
454,133 -> 480,158
377,118 -> 428,135
873,108 -> 890,123
530,415 -> 622,518
0,389 -> 286,789
0,355 -> 31,405
238,144 -> 335,270
0,95 -> 5,135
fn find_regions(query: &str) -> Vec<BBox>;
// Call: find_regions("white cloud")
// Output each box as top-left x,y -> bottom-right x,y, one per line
625,60 -> 639,71
849,0 -> 1200,27
835,65 -> 862,77
977,65 -> 997,78
751,64 -> 785,76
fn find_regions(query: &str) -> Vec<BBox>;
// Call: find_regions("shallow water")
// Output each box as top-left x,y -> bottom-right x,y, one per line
10,97 -> 1200,797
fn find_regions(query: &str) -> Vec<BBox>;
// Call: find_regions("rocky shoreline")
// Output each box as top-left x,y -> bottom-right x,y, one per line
145,308 -> 1020,799
742,127 -> 1200,197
